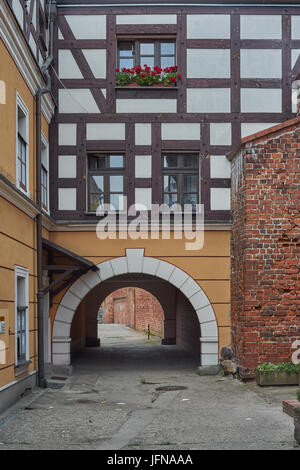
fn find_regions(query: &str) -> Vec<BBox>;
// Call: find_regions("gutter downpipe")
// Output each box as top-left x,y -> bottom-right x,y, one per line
36,1 -> 57,388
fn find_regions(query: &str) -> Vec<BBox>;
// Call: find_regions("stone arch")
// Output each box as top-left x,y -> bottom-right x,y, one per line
52,249 -> 219,367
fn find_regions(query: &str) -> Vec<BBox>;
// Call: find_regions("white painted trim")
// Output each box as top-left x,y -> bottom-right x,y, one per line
14,265 -> 30,366
0,1 -> 55,123
40,223 -> 232,232
16,92 -> 30,198
52,250 -> 219,367
0,177 -> 39,219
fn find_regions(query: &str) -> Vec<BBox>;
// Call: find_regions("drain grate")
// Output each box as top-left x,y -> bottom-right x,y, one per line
47,382 -> 65,389
50,376 -> 67,381
155,385 -> 187,392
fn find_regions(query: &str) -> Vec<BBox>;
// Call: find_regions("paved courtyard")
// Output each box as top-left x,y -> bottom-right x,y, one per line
0,324 -> 298,450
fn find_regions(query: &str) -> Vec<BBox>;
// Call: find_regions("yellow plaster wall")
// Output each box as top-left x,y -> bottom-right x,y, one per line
0,39 -> 49,202
0,193 -> 38,387
49,230 -> 231,354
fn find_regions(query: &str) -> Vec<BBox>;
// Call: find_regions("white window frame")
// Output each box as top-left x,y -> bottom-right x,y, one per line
16,92 -> 30,197
41,133 -> 50,214
14,266 -> 29,366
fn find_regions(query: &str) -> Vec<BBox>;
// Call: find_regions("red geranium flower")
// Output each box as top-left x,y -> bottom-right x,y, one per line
116,68 -> 120,72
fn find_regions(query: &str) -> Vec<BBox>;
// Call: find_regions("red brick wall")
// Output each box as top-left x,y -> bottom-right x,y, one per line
101,287 -> 164,336
231,124 -> 300,379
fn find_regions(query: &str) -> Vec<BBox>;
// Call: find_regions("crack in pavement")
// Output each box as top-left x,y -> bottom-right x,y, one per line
97,390 -> 180,450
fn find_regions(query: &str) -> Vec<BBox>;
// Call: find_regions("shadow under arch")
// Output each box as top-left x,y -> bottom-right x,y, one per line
52,249 -> 219,369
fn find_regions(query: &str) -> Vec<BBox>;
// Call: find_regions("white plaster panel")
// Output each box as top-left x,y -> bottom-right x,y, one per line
101,89 -> 106,98
55,305 -> 75,325
241,89 -> 282,113
59,89 -> 100,114
87,123 -> 125,141
241,123 -> 279,138
135,188 -> 152,210
161,123 -> 201,140
98,260 -> 114,280
169,268 -> 189,289
32,0 -> 37,30
201,353 -> 219,366
292,49 -> 300,68
69,278 -> 90,299
58,188 -> 76,211
29,34 -> 37,58
292,16 -> 300,40
59,124 -> 77,146
58,50 -> 83,79
187,15 -> 230,39
201,320 -> 218,337
126,249 -> 144,273
197,305 -> 215,324
187,49 -> 230,78
210,123 -> 232,146
117,99 -> 177,114
12,0 -> 24,27
189,290 -> 210,311
180,278 -> 201,299
82,50 -> 106,79
58,28 -> 63,40
58,155 -> 77,179
240,49 -> 282,79
142,257 -> 160,276
240,15 -> 282,39
135,155 -> 152,178
210,188 -> 231,211
116,15 -> 177,25
187,89 -> 231,113
61,291 -> 80,312
135,123 -> 152,145
156,261 -> 175,281
111,257 -> 128,276
210,155 -> 231,179
292,89 -> 298,113
65,15 -> 106,39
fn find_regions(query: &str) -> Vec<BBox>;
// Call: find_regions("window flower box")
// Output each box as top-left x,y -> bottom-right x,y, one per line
256,362 -> 300,386
116,65 -> 181,87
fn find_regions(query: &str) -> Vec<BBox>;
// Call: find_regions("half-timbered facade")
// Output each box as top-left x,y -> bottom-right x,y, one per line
1,1 -> 300,402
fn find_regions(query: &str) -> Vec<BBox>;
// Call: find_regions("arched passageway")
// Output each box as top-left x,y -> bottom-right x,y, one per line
52,250 -> 218,370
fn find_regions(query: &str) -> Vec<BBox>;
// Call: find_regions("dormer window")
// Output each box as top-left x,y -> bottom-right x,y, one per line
117,40 -> 176,69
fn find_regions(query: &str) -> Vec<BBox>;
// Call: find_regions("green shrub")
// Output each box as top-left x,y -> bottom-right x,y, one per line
297,390 -> 300,402
256,362 -> 300,373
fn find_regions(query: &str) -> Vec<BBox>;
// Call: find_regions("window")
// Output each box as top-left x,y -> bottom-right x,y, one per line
163,154 -> 200,209
17,134 -> 27,191
14,266 -> 29,366
16,94 -> 29,194
41,135 -> 49,212
88,154 -> 125,211
118,40 -> 176,69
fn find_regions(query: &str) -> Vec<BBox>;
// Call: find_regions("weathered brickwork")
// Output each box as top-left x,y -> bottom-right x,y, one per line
230,118 -> 300,379
101,288 -> 164,336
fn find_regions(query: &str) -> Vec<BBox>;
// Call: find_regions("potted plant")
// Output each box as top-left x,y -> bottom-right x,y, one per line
116,65 -> 182,87
256,362 -> 300,386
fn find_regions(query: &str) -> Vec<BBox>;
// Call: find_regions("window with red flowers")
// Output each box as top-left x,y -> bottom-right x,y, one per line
117,39 -> 176,69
